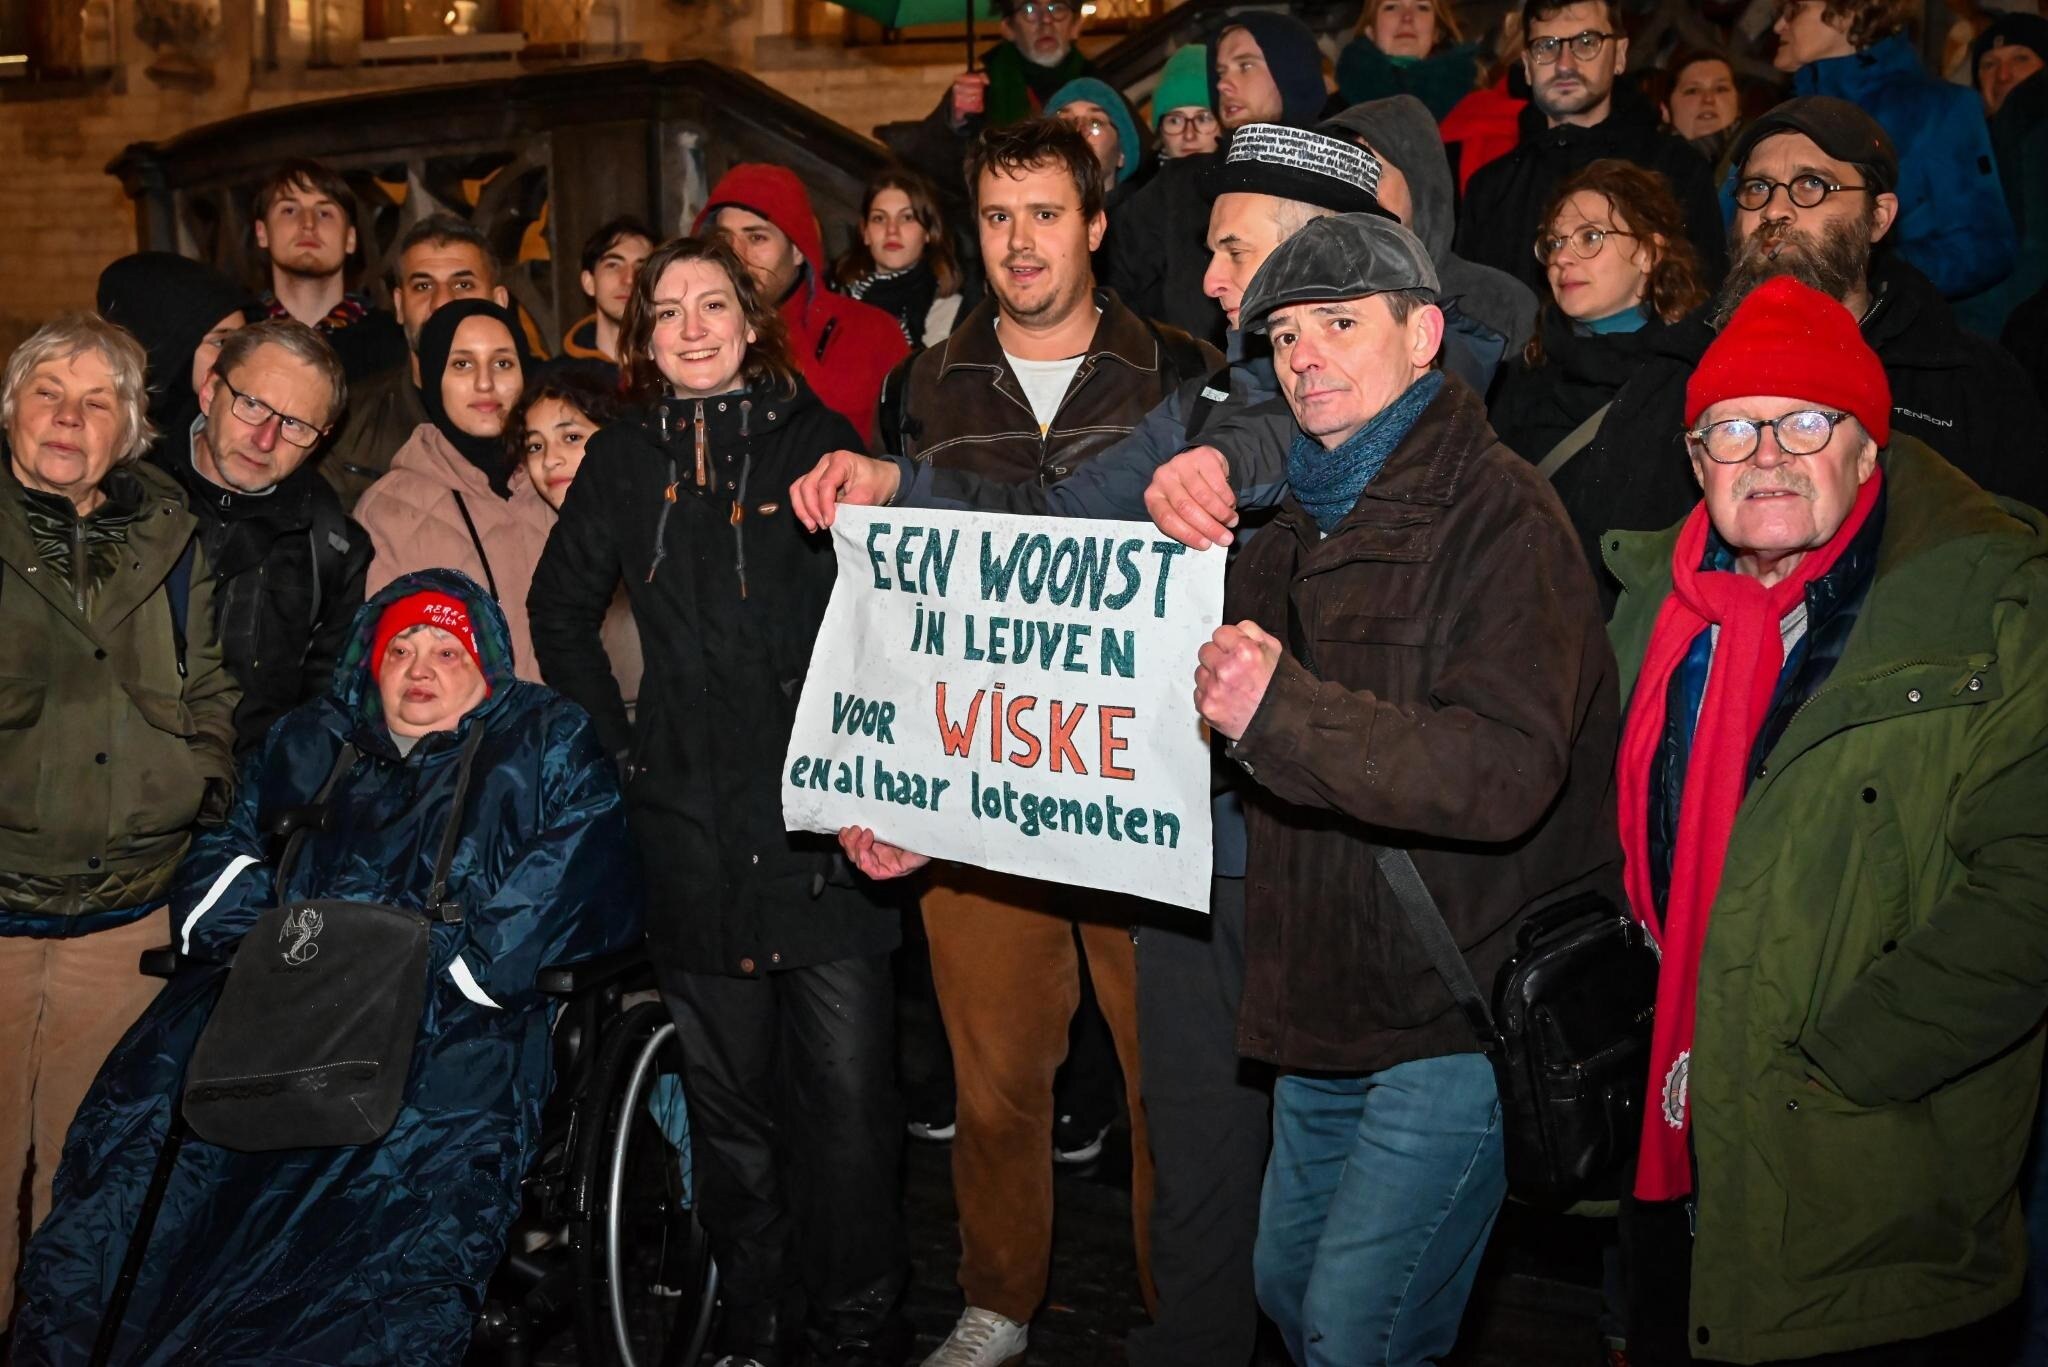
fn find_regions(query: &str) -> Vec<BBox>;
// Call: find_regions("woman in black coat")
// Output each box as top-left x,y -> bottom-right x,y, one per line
527,235 -> 907,1367
1489,158 -> 1709,466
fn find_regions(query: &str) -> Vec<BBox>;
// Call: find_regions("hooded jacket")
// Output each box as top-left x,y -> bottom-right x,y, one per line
12,568 -> 641,1365
94,253 -> 254,466
528,379 -> 902,978
1455,84 -> 1727,296
1321,94 -> 1539,353
694,165 -> 910,443
1794,34 -> 2017,302
1045,76 -> 1144,186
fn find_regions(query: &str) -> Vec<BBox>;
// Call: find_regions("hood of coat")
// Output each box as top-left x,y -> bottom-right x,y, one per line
1209,12 -> 1330,129
332,566 -> 518,730
695,163 -> 827,280
95,252 -> 255,432
1792,32 -> 1921,101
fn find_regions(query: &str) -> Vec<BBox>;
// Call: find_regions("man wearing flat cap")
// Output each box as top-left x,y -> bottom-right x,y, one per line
1605,274 -> 2048,1365
1190,212 -> 1622,1365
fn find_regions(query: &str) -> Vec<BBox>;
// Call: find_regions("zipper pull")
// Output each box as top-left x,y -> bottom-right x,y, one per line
729,500 -> 744,527
693,401 -> 709,490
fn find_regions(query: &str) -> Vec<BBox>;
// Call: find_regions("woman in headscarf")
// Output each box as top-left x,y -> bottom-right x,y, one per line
12,567 -> 639,1364
94,252 -> 252,468
528,235 -> 910,1367
354,298 -> 555,681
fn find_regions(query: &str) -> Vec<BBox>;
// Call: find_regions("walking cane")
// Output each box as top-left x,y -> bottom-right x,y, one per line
87,1094 -> 188,1366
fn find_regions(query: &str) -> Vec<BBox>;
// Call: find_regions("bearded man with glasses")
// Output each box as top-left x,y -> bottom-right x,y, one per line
1604,270 -> 2048,1366
1454,0 -> 1728,295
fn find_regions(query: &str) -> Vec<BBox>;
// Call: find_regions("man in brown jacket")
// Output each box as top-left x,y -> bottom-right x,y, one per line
1193,213 -> 1620,1366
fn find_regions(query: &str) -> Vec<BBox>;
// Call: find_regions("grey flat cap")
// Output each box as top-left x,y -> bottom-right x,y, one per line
1238,212 -> 1440,334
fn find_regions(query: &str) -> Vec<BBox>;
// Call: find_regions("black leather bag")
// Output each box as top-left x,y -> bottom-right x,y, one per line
183,727 -> 485,1152
1372,847 -> 1658,1210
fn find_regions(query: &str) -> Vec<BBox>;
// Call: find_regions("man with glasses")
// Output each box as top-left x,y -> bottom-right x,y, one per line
176,318 -> 369,752
1455,0 -> 1727,294
1605,271 -> 2048,1366
895,0 -> 1096,190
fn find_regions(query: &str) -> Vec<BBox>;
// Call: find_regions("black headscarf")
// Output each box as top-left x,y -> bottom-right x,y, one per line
95,252 -> 255,435
415,298 -> 531,498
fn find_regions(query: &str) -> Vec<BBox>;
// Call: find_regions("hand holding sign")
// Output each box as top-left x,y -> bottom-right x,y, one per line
1195,621 -> 1282,742
791,449 -> 905,531
838,825 -> 932,880
1145,446 -> 1240,550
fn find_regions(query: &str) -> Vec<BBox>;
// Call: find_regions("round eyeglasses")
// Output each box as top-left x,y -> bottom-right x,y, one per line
1013,0 -> 1075,23
1160,109 -> 1218,135
1685,408 -> 1852,464
1733,174 -> 1869,212
1534,224 -> 1636,264
1527,30 -> 1617,64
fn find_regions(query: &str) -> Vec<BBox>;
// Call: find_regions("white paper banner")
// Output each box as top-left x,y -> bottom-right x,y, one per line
782,506 -> 1225,912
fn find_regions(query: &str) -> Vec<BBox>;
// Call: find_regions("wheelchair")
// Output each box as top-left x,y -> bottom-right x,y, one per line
121,946 -> 719,1367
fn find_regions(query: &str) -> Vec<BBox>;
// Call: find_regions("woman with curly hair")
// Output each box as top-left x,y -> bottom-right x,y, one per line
1490,158 -> 1708,466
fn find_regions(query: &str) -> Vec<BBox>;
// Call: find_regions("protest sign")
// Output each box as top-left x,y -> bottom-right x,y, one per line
782,506 -> 1225,912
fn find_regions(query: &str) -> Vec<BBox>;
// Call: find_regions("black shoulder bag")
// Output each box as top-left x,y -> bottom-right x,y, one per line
184,724 -> 488,1152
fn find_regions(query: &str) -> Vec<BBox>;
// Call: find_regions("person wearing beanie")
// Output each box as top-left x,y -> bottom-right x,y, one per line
1603,273 -> 2048,1366
95,252 -> 255,466
1454,0 -> 1727,296
1151,43 -> 1217,159
695,162 -> 910,442
1971,13 -> 2048,335
1336,0 -> 1484,120
1045,76 -> 1144,190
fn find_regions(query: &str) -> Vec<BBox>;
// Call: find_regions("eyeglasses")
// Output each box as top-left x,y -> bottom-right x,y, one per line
1013,1 -> 1075,23
1534,224 -> 1637,264
1063,115 -> 1112,139
1733,174 -> 1869,212
1685,408 -> 1851,464
1527,30 -> 1617,64
1160,109 -> 1217,135
220,376 -> 325,448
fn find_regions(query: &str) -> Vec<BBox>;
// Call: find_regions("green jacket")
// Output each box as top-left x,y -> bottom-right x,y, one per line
1605,437 -> 2048,1362
0,455 -> 239,928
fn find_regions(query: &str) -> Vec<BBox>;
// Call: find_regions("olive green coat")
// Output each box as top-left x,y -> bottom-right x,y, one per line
0,455 -> 239,925
1605,438 -> 2048,1363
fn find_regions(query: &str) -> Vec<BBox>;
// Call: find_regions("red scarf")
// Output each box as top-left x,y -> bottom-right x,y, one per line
1617,471 -> 1883,1201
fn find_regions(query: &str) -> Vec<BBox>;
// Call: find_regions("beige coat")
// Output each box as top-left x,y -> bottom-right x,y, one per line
356,424 -> 642,704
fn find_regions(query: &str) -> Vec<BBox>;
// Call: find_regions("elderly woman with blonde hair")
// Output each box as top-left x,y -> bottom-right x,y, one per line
0,311 -> 239,1329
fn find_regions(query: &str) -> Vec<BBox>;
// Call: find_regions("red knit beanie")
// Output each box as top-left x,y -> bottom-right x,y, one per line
371,591 -> 489,688
1685,276 -> 1890,446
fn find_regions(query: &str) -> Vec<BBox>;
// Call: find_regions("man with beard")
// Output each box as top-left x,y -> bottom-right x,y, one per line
837,119 -> 1216,1367
252,160 -> 406,383
1454,0 -> 1727,295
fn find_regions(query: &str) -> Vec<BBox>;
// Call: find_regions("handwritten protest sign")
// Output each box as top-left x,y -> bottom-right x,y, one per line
782,506 -> 1225,912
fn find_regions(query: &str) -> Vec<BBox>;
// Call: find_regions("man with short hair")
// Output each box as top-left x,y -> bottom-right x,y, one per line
836,118 -> 1217,1367
1195,212 -> 1619,1366
251,158 -> 406,382
319,213 -> 511,511
1605,273 -> 2048,1366
695,165 -> 909,442
555,214 -> 655,384
1455,0 -> 1726,293
175,318 -> 370,752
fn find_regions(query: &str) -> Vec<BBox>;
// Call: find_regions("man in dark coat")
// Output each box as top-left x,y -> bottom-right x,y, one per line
249,159 -> 407,384
1455,0 -> 1726,295
1193,212 -> 1618,1366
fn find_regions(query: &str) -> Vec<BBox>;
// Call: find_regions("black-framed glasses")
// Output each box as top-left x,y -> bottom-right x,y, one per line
220,376 -> 325,448
1685,408 -> 1851,464
1527,30 -> 1616,64
1733,174 -> 1869,212
1535,224 -> 1637,264
1161,109 -> 1218,134
1013,0 -> 1075,23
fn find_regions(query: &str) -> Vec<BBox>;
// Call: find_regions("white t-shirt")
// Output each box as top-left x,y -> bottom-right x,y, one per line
1004,350 -> 1086,434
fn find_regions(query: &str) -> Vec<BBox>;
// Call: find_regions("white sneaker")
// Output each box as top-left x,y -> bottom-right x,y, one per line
921,1306 -> 1028,1366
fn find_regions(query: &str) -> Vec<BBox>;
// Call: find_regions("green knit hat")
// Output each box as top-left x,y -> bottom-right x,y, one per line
1152,43 -> 1212,129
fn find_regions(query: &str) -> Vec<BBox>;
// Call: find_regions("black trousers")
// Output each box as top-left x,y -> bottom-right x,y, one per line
1127,875 -> 1273,1367
658,952 -> 908,1364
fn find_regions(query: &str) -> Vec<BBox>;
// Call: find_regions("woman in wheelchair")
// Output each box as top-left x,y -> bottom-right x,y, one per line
12,568 -> 641,1365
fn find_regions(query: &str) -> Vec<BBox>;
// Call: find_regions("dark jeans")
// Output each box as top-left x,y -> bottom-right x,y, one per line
1622,1196 -> 2019,1365
1128,876 -> 1272,1367
658,953 -> 908,1365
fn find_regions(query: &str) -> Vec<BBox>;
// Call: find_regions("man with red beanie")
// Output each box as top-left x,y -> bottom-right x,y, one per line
695,164 -> 910,441
1605,274 -> 2048,1365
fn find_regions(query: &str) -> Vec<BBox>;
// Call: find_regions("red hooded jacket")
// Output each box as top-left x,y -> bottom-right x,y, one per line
695,164 -> 910,444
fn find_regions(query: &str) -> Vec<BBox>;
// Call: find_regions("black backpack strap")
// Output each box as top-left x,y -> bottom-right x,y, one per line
449,491 -> 500,601
878,352 -> 920,461
164,538 -> 199,680
1182,364 -> 1236,446
425,722 -> 490,924
304,496 -> 353,630
1144,317 -> 1210,394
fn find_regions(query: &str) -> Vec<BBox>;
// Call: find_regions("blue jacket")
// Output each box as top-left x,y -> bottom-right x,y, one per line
13,568 -> 641,1366
1793,36 -> 2017,299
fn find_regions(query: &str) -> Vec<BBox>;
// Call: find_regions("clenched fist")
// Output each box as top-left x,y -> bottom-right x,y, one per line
1194,620 -> 1283,742
790,449 -> 904,531
1145,445 -> 1239,549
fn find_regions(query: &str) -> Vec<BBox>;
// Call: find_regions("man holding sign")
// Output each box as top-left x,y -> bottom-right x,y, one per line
1193,214 -> 1622,1365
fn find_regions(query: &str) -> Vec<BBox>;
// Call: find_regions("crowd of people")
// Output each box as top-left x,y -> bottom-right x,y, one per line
2,0 -> 2047,1364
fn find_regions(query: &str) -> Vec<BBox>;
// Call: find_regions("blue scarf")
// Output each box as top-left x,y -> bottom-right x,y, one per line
1577,304 -> 1649,336
1286,370 -> 1444,534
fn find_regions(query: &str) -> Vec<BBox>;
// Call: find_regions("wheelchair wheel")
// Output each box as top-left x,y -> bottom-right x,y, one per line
574,1000 -> 718,1367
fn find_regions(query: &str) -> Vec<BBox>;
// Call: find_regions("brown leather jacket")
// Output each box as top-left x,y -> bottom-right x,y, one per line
1224,375 -> 1622,1074
883,288 -> 1218,483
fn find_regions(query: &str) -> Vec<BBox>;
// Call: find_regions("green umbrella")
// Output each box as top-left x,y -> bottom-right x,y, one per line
833,0 -> 1004,70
